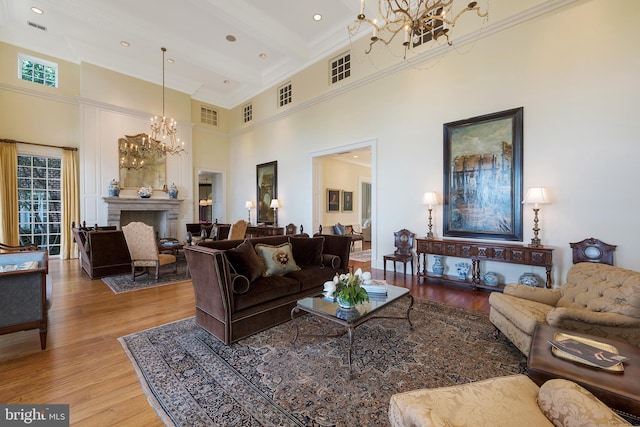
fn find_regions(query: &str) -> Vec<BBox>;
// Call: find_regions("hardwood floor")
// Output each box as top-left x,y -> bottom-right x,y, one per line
0,256 -> 490,426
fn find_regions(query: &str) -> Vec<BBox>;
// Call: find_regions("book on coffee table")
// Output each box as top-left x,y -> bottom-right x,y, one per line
549,333 -> 628,371
362,280 -> 387,296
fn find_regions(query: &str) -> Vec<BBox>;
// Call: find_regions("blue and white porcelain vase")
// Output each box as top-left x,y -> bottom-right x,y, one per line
168,183 -> 178,199
455,262 -> 470,280
108,179 -> 120,197
483,272 -> 499,286
432,255 -> 445,277
337,294 -> 354,309
519,272 -> 540,287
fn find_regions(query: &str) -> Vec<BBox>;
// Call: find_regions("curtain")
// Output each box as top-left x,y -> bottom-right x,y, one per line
61,148 -> 80,259
0,141 -> 19,245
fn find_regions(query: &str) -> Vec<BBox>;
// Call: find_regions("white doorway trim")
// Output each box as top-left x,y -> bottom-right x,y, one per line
195,168 -> 227,224
310,139 -> 377,268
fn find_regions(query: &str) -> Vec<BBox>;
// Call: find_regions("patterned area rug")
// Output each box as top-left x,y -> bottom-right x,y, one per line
119,299 -> 523,426
101,260 -> 190,294
349,249 -> 371,263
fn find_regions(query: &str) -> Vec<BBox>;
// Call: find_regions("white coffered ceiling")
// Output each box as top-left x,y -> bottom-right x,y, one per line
0,0 -> 363,109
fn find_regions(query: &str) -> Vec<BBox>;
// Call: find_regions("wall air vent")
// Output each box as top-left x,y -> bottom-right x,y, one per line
27,21 -> 47,31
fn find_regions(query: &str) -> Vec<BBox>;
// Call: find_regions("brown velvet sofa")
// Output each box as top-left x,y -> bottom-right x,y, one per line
71,226 -> 132,279
184,234 -> 351,344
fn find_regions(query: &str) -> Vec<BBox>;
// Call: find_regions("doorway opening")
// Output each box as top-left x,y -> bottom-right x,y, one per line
196,170 -> 225,223
310,140 -> 376,268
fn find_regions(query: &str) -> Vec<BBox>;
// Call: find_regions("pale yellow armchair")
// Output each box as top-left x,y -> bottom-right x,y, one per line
122,222 -> 177,281
489,262 -> 640,355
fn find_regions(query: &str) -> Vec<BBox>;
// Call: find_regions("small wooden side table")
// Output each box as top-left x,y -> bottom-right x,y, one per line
528,323 -> 640,421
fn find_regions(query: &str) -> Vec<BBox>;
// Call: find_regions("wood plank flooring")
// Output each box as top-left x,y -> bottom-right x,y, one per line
0,256 -> 490,426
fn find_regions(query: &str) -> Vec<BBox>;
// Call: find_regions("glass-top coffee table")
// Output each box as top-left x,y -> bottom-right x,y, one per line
291,283 -> 413,377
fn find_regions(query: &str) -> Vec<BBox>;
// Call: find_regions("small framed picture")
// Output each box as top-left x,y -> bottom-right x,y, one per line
327,189 -> 340,212
342,191 -> 353,212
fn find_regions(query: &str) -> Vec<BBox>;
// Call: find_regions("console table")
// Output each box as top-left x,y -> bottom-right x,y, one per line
246,225 -> 284,237
416,238 -> 553,290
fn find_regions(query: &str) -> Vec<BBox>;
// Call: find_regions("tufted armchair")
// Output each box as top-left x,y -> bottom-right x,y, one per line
122,222 -> 177,281
489,263 -> 640,355
389,375 -> 630,426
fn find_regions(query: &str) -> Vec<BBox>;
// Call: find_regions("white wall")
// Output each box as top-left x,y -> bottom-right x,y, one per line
226,0 -> 640,284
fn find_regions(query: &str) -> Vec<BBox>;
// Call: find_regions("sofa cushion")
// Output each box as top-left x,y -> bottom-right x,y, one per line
537,379 -> 630,426
286,266 -> 336,292
234,275 -> 301,311
255,242 -> 300,276
389,375 -> 552,427
225,240 -> 264,282
289,236 -> 324,267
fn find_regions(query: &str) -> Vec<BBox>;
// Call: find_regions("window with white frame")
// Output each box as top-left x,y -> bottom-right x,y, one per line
243,103 -> 253,123
330,52 -> 351,84
200,106 -> 218,126
18,53 -> 58,87
413,8 -> 445,48
18,154 -> 62,255
278,82 -> 292,107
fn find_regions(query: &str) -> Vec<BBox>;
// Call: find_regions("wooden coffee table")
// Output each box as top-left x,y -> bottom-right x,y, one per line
528,323 -> 640,421
291,284 -> 413,378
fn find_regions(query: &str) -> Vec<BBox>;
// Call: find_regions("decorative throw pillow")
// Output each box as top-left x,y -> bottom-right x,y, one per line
289,236 -> 324,267
334,223 -> 346,235
255,242 -> 301,276
225,240 -> 264,282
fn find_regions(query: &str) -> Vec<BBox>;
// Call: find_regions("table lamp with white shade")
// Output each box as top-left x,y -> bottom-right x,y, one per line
522,187 -> 551,247
422,191 -> 440,238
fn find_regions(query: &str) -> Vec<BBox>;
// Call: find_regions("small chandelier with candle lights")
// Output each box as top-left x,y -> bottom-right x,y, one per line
349,0 -> 487,55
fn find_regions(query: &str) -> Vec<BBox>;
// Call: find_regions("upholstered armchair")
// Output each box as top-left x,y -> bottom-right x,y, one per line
0,250 -> 51,349
489,262 -> 640,355
389,375 -> 630,426
122,222 -> 177,281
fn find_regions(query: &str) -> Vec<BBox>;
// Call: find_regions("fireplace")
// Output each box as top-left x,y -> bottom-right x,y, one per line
103,197 -> 183,239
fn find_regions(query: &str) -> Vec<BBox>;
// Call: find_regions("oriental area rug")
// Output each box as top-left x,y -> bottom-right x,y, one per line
349,249 -> 371,263
102,259 -> 190,294
119,299 -> 524,426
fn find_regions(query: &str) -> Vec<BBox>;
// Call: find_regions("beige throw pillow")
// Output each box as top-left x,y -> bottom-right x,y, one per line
254,242 -> 300,276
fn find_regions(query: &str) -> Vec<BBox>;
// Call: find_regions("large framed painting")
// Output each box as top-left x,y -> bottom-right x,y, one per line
443,107 -> 523,241
257,161 -> 277,224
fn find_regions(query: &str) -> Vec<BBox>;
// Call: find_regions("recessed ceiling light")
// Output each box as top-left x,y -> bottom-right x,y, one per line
31,7 -> 43,15
259,53 -> 267,59
167,58 -> 174,64
120,41 -> 130,47
224,80 -> 231,84
225,35 -> 236,42
313,14 -> 322,21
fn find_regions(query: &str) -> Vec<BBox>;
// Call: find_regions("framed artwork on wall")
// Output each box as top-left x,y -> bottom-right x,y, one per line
443,107 -> 524,241
327,189 -> 340,212
257,161 -> 277,224
342,191 -> 353,212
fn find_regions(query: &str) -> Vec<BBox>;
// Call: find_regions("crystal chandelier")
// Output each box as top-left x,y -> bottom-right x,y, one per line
149,47 -> 185,155
349,0 -> 487,54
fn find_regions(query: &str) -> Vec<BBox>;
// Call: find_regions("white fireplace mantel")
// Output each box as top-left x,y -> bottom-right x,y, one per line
103,197 -> 183,238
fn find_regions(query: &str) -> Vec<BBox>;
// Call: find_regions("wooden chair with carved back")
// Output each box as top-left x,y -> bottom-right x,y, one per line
570,237 -> 616,265
383,229 -> 415,279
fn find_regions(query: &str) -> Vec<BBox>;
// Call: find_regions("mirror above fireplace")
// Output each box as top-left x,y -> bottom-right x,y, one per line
118,133 -> 166,190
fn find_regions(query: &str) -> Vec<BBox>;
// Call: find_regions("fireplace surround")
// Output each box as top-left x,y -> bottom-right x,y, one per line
103,197 -> 183,238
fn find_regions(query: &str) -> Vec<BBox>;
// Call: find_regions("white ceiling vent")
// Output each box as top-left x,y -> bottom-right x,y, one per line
27,21 -> 47,31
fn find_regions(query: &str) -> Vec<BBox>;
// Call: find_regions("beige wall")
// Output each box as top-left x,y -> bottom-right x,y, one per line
225,0 -> 640,282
